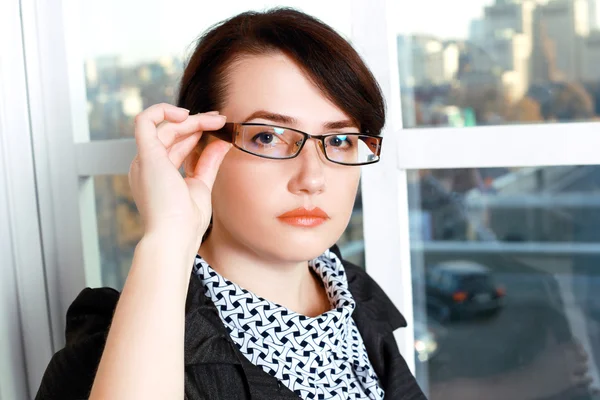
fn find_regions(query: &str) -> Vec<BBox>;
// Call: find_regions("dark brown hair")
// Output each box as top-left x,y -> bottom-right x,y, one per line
177,7 -> 385,135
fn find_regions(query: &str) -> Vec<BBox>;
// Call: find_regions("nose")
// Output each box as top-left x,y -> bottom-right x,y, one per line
287,139 -> 326,195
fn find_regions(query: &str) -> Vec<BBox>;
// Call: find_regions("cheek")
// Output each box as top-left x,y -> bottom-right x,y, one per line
328,169 -> 361,219
211,151 -> 281,220
211,153 -> 361,259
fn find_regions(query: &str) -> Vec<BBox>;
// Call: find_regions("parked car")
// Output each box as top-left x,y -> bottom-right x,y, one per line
425,260 -> 505,322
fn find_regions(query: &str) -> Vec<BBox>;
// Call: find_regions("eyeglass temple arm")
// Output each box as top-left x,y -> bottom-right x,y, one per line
204,122 -> 238,143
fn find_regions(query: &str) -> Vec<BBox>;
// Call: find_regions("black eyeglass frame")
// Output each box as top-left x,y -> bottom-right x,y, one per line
205,122 -> 383,166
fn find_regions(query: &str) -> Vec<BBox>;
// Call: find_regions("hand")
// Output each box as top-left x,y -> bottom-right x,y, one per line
128,104 -> 231,250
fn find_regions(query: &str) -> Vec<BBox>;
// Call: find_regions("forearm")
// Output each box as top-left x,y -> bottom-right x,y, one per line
89,235 -> 195,400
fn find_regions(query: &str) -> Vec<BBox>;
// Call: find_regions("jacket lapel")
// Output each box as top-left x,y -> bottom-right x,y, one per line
183,272 -> 300,399
184,273 -> 241,366
183,249 -> 425,400
337,247 -> 426,399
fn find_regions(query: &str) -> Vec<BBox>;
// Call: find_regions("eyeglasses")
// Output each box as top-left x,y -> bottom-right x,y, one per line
205,122 -> 382,166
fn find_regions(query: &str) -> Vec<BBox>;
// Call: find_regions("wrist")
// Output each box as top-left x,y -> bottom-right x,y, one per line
135,234 -> 200,277
140,230 -> 201,256
130,234 -> 199,293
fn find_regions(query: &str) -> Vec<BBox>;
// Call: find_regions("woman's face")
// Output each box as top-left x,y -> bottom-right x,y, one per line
196,53 -> 361,262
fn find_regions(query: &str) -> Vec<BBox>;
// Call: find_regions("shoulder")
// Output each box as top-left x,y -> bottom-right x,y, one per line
35,287 -> 120,400
64,287 -> 121,345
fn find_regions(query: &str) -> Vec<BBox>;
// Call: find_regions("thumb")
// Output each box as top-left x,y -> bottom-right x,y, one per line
190,140 -> 233,191
186,140 -> 232,229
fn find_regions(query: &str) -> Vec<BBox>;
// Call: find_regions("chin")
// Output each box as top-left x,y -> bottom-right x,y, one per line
268,227 -> 340,262
271,246 -> 330,263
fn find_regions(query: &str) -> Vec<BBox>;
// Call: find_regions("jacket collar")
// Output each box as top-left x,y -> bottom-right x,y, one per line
329,244 -> 407,333
183,245 -> 407,368
184,272 -> 242,366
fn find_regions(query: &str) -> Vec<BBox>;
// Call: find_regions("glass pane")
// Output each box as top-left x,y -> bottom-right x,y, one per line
409,165 -> 600,399
397,0 -> 600,128
338,186 -> 366,268
94,175 -> 142,288
94,175 -> 365,289
79,1 -> 352,140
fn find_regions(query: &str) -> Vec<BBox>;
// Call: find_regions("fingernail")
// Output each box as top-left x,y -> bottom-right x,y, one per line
206,111 -> 220,115
180,107 -> 190,113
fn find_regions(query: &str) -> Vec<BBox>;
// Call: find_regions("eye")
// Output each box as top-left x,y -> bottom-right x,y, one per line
255,132 -> 274,144
326,135 -> 352,149
252,131 -> 284,146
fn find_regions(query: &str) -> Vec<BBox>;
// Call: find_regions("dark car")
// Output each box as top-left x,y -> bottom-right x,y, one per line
425,261 -> 504,322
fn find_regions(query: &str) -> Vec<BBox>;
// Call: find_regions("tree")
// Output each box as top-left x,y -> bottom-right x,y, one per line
506,96 -> 543,123
544,82 -> 594,121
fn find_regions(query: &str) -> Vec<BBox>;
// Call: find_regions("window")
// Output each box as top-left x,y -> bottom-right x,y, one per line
94,175 -> 141,288
376,1 -> 600,397
397,0 -> 600,129
75,1 -> 362,289
410,166 -> 600,399
78,1 -> 351,141
23,0 -> 600,397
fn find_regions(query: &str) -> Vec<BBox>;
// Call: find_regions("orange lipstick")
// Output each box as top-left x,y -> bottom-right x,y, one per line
277,207 -> 329,227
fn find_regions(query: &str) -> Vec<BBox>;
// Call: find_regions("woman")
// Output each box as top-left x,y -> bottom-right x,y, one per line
35,8 -> 426,400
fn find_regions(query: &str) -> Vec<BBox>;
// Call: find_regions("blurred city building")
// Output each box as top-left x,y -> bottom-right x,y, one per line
399,0 -> 600,127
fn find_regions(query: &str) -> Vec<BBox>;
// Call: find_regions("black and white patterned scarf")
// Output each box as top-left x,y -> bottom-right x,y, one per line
193,249 -> 385,400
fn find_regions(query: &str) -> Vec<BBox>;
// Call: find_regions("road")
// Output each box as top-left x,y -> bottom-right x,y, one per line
419,270 -> 600,400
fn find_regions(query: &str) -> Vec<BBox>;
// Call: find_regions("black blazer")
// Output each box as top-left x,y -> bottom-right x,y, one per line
35,247 -> 427,399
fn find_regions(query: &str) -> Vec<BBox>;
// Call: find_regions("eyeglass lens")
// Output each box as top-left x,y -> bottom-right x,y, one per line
235,125 -> 380,165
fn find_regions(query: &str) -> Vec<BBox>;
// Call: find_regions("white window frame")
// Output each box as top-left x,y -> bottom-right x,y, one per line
1,0 -> 54,397
351,0 -> 600,382
17,0 -> 600,394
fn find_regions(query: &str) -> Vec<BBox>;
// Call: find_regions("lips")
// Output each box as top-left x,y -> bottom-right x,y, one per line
276,207 -> 330,227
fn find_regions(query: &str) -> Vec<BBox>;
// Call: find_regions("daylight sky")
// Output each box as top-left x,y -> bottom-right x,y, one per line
75,0 -> 598,64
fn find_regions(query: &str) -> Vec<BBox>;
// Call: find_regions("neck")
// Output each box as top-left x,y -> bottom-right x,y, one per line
198,225 -> 330,316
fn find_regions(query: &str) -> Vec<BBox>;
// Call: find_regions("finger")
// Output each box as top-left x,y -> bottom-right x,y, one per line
128,154 -> 144,207
158,113 -> 226,149
190,139 -> 233,191
156,110 -> 220,146
134,104 -> 189,156
128,154 -> 140,190
159,112 -> 224,148
168,130 -> 203,168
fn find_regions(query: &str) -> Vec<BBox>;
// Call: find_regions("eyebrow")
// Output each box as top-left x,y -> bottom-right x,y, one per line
243,110 -> 358,131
